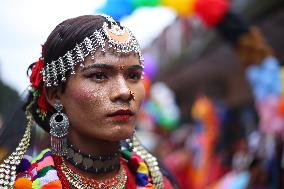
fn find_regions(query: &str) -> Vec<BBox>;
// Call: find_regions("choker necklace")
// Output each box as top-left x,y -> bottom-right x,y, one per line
61,157 -> 127,189
64,143 -> 121,174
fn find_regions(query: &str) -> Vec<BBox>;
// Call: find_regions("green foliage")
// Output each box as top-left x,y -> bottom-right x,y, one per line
0,80 -> 21,119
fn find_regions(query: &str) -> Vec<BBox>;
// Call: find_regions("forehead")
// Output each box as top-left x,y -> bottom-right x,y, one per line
84,50 -> 140,66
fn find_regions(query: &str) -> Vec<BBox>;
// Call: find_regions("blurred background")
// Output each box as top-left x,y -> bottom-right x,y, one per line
1,0 -> 284,188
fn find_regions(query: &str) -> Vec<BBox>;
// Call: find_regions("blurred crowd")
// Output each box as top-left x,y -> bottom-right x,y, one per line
130,1 -> 284,188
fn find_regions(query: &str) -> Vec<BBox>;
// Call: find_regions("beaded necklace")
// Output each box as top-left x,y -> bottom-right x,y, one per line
64,143 -> 120,174
61,157 -> 127,189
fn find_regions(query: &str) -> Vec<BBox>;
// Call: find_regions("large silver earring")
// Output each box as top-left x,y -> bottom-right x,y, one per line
50,102 -> 69,156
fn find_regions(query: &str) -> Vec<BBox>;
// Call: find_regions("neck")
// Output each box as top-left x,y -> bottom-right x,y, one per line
68,130 -> 121,155
65,130 -> 122,180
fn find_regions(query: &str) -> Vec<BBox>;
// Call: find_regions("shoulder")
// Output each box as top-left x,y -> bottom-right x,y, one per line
121,149 -> 179,189
14,149 -> 62,189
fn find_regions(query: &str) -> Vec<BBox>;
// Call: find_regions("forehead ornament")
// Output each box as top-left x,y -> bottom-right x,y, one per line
41,14 -> 144,87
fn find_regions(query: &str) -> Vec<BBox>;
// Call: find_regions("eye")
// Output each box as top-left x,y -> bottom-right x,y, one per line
128,71 -> 142,80
94,72 -> 105,79
86,72 -> 108,81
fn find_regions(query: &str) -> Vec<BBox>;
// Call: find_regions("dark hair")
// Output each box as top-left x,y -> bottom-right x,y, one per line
24,15 -> 111,132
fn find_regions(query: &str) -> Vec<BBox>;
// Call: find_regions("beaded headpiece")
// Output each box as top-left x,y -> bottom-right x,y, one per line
42,14 -> 143,87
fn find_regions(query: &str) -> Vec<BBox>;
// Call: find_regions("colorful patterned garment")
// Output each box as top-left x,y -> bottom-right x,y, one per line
14,149 -> 158,189
14,149 -> 62,189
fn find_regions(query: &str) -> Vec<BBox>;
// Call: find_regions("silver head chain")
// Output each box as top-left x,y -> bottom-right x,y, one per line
41,14 -> 143,87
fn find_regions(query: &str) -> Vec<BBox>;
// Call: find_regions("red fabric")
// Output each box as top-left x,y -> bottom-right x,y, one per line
53,155 -> 71,189
122,160 -> 137,189
128,154 -> 143,172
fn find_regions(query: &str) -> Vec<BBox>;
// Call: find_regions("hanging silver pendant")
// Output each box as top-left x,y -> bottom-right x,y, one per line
49,102 -> 69,156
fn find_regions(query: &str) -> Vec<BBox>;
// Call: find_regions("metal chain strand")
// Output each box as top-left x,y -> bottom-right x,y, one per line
61,159 -> 127,189
0,102 -> 34,188
129,134 -> 164,189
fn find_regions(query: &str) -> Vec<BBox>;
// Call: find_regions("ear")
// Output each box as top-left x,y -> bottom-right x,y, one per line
45,87 -> 61,108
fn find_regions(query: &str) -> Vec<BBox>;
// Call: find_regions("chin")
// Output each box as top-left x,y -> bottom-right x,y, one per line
107,126 -> 134,142
109,132 -> 133,142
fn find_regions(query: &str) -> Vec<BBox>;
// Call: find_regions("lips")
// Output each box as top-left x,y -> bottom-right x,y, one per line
107,110 -> 134,121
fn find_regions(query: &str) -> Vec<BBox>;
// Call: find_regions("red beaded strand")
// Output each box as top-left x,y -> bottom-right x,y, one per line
53,155 -> 72,189
54,155 -> 127,189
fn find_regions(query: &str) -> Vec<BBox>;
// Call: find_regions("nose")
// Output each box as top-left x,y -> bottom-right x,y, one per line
110,76 -> 131,102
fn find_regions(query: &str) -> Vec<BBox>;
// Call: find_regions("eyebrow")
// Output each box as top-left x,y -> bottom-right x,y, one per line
127,65 -> 144,70
81,64 -> 113,71
81,64 -> 143,71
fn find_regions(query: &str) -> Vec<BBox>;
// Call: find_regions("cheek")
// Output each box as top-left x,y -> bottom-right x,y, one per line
67,83 -> 107,108
63,83 -> 111,126
134,83 -> 145,107
72,85 -> 95,103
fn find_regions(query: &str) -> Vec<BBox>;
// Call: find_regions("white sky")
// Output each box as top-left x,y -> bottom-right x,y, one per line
0,0 -> 175,93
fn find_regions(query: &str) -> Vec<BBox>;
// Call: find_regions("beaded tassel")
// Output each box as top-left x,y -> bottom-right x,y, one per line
51,135 -> 67,156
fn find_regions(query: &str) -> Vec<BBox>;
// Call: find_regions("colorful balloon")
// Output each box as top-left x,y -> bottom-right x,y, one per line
96,0 -> 134,20
131,0 -> 161,9
161,0 -> 197,17
194,0 -> 230,28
